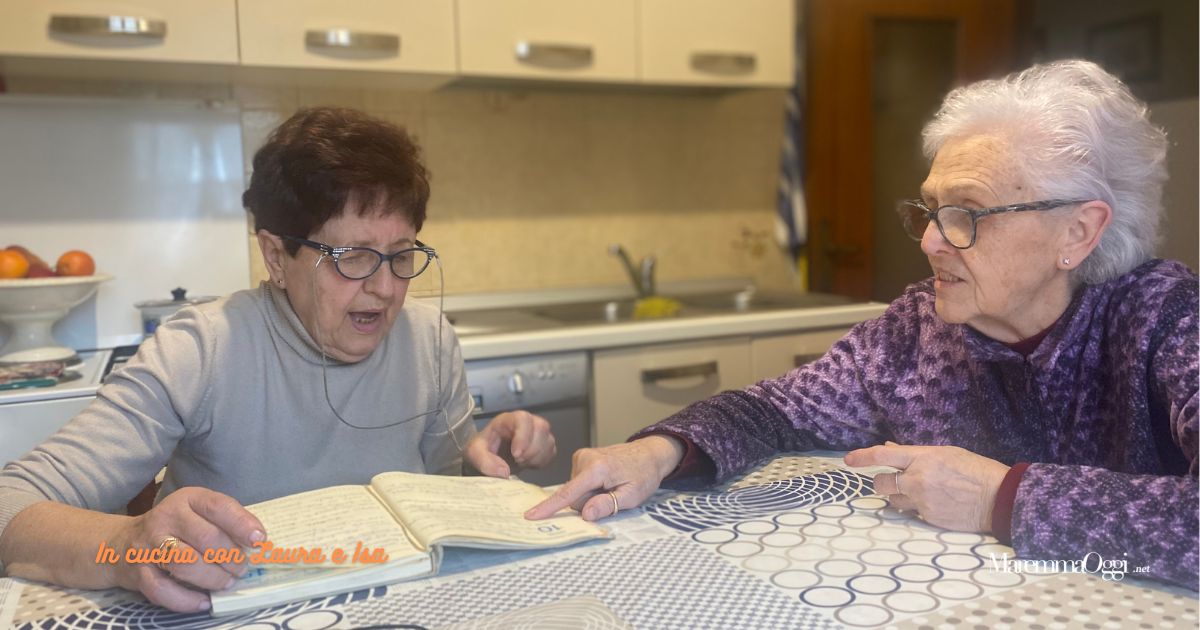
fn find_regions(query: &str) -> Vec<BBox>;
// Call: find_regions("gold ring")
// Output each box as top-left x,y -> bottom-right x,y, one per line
156,535 -> 180,573
607,490 -> 620,516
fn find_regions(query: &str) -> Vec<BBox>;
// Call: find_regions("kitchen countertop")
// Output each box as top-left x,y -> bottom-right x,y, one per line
420,281 -> 888,361
454,302 -> 888,360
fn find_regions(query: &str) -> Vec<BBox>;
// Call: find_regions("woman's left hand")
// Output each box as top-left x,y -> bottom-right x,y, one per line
844,442 -> 1010,532
465,411 -> 557,478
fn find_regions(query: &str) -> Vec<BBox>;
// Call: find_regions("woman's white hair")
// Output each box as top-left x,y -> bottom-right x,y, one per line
922,59 -> 1168,284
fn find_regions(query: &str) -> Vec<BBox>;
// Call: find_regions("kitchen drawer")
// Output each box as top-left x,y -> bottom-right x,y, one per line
456,0 -> 637,83
0,0 -> 237,64
749,327 -> 850,382
640,0 -> 793,87
238,0 -> 456,74
592,336 -> 753,447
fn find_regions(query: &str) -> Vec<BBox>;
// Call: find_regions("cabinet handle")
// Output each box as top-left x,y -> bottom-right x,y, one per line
48,15 -> 167,40
514,41 -> 593,69
690,51 -> 756,75
305,29 -> 400,56
641,361 -> 719,383
793,353 -> 824,368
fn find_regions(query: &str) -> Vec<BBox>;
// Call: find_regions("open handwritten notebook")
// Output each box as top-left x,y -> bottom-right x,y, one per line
210,472 -> 610,616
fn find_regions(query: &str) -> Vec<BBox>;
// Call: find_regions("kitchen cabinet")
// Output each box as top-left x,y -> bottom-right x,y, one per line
0,0 -> 795,90
456,0 -> 638,83
237,0 -> 456,78
592,336 -> 753,447
749,327 -> 850,382
639,0 -> 793,87
0,0 -> 238,64
591,327 -> 851,448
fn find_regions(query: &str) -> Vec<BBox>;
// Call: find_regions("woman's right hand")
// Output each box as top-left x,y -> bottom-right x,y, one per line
524,435 -> 685,521
109,487 -> 265,613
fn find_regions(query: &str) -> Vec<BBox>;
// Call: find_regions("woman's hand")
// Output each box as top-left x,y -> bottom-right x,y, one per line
466,411 -> 557,478
108,487 -> 265,613
525,435 -> 685,521
844,442 -> 1010,532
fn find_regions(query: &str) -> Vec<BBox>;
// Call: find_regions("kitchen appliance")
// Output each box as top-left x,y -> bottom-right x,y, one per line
464,351 -> 590,486
0,348 -> 112,465
0,274 -> 113,364
135,287 -> 218,337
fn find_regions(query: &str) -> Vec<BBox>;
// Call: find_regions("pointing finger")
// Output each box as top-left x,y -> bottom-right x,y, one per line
525,472 -> 600,520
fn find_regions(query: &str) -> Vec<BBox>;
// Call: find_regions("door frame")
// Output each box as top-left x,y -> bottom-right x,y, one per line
805,0 -> 1016,298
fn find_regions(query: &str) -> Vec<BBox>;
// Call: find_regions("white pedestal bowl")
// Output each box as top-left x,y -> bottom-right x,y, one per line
0,274 -> 113,364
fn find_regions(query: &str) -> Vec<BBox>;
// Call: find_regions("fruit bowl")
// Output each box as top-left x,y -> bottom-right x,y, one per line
0,274 -> 113,364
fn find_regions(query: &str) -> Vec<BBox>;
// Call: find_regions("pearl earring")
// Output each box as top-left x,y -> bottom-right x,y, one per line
1062,257 -> 1071,266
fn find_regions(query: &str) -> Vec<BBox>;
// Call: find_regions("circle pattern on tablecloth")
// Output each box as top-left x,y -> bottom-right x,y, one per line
835,603 -> 894,627
643,459 -> 1191,630
928,578 -> 985,600
830,535 -> 874,553
801,586 -> 856,608
846,574 -> 901,596
771,569 -> 823,589
761,531 -> 806,548
645,469 -> 874,532
13,586 -> 375,630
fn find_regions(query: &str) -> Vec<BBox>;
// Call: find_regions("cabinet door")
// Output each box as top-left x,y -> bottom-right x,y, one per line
640,0 -> 793,87
1,396 -> 94,466
238,0 -> 456,74
0,0 -> 237,64
592,337 -> 752,447
749,328 -> 850,382
456,0 -> 636,82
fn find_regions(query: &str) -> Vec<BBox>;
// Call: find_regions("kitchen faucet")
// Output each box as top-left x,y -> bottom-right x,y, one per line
609,244 -> 656,298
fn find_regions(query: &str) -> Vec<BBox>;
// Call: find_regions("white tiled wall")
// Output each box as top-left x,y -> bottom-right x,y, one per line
6,76 -> 800,297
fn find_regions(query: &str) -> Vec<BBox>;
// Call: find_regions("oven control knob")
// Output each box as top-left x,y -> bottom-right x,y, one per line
507,371 -> 526,395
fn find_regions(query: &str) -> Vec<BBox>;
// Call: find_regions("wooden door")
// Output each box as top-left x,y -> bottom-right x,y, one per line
805,0 -> 1017,300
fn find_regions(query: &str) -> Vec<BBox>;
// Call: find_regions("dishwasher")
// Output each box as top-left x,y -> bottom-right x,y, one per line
464,351 -> 590,486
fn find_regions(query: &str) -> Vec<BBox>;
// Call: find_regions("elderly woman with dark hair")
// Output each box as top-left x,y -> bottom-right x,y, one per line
530,60 -> 1198,589
0,108 -> 557,611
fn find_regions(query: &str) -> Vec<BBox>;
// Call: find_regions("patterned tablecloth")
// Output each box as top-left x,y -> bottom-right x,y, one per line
3,454 -> 1196,629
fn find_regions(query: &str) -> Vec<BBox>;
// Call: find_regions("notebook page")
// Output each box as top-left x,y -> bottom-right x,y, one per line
246,485 -> 424,569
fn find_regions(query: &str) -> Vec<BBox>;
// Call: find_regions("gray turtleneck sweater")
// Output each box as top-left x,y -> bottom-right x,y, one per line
0,282 -> 475,543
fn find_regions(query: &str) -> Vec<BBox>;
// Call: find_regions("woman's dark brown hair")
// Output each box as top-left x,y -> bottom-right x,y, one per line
243,107 -> 430,255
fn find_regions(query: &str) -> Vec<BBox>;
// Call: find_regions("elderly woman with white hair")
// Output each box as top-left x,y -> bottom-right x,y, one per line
528,60 -> 1198,588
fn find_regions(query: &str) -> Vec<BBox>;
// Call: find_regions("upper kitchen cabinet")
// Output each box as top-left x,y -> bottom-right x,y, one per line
639,0 -> 793,87
237,0 -> 457,87
0,0 -> 237,64
456,0 -> 638,83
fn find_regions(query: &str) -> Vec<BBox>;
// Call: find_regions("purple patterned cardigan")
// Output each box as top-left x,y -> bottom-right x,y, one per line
635,259 -> 1198,589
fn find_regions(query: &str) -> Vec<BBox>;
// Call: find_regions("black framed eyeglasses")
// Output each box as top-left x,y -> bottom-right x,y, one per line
896,198 -> 1090,249
278,234 -> 437,280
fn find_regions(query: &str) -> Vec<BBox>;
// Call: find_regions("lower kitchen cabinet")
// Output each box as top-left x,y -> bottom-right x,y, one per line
590,328 -> 853,448
749,327 -> 851,382
591,336 -> 753,447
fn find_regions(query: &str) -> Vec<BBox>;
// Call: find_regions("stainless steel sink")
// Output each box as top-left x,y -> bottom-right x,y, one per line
676,291 -> 853,311
445,289 -> 859,335
530,299 -> 699,324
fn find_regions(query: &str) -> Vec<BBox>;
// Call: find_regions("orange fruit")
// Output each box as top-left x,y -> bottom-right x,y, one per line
0,249 -> 30,279
56,250 -> 96,277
